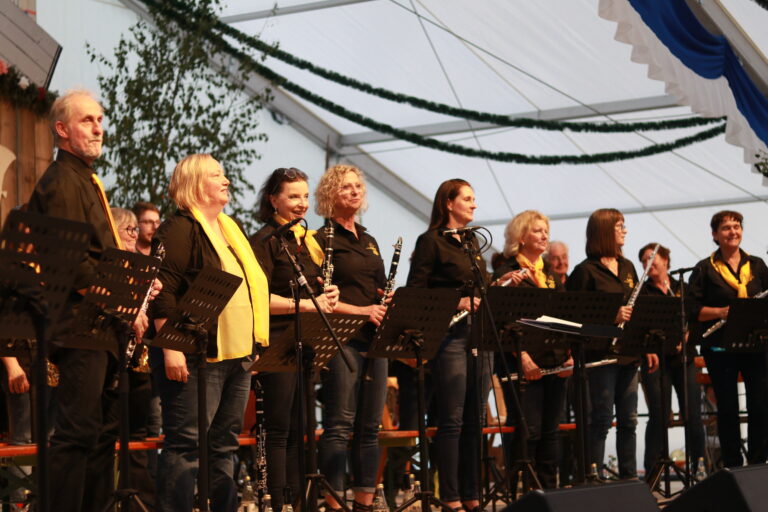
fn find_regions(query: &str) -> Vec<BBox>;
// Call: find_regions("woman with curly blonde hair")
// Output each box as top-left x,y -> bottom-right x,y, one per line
314,164 -> 388,512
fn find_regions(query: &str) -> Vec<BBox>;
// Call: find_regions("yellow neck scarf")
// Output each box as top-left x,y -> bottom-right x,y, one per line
90,174 -> 123,250
710,251 -> 751,298
516,253 -> 548,288
191,208 -> 270,351
274,214 -> 324,267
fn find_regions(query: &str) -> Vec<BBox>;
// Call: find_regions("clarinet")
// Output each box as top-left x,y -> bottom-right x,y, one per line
110,240 -> 165,389
702,288 -> 768,338
448,269 -> 527,328
611,243 -> 659,347
380,237 -> 403,305
321,219 -> 334,289
500,358 -> 618,382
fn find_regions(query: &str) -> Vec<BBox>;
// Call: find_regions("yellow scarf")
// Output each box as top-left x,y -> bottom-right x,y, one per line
516,253 -> 549,288
710,251 -> 751,298
191,208 -> 270,359
90,174 -> 123,250
273,214 -> 324,267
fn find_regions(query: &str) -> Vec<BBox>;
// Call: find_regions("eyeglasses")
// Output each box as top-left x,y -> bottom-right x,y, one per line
139,219 -> 161,226
615,223 -> 627,232
122,226 -> 139,235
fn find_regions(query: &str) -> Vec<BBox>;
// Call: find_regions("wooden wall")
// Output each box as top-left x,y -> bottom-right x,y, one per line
0,98 -> 53,226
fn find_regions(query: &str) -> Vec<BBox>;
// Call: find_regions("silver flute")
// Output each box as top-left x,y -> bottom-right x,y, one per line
448,268 -> 527,328
702,288 -> 768,338
380,236 -> 403,305
611,243 -> 659,347
321,219 -> 334,289
500,358 -> 618,382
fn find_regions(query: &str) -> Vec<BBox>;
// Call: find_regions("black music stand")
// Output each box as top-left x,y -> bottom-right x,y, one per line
620,296 -> 685,496
248,313 -> 367,512
148,266 -> 243,512
0,210 -> 92,512
518,291 -> 624,486
476,287 -> 562,499
59,248 -> 159,512
368,287 -> 460,512
715,299 -> 768,352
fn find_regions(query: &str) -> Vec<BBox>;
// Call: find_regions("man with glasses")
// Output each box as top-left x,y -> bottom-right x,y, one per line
132,202 -> 161,256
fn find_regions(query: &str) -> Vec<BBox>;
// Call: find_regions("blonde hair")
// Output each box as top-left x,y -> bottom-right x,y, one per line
314,164 -> 367,218
169,154 -> 220,210
110,207 -> 137,229
50,89 -> 102,146
503,210 -> 549,258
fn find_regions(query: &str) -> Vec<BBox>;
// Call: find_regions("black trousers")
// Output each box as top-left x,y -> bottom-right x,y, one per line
702,347 -> 768,467
49,347 -> 119,512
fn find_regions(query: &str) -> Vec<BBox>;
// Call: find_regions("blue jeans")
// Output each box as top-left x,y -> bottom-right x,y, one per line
430,330 -> 493,502
641,355 -> 706,476
319,344 -> 388,494
152,351 -> 251,512
588,363 -> 639,478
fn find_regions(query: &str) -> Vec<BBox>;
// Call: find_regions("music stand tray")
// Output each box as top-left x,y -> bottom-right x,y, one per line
0,210 -> 92,512
717,299 -> 768,352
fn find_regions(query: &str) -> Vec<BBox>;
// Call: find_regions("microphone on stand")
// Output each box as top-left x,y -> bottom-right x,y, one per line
440,226 -> 481,236
260,217 -> 303,241
669,266 -> 696,274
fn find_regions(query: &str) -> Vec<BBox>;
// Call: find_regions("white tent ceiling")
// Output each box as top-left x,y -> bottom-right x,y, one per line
127,0 -> 768,270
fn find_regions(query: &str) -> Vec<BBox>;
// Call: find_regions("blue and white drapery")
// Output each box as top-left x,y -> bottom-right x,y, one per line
599,0 -> 768,182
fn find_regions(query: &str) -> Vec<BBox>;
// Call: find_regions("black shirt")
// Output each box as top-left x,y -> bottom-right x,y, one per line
406,228 -> 489,296
251,220 -> 323,337
567,256 -> 639,362
688,249 -> 768,348
493,255 -> 566,368
642,277 -> 696,362
315,220 -> 386,346
27,149 -> 117,292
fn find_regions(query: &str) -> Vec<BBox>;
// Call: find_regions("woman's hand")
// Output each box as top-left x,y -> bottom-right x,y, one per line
457,296 -> 481,312
133,311 -> 149,339
378,288 -> 395,306
520,352 -> 542,381
557,356 -> 574,378
366,304 -> 388,326
148,278 -> 163,300
615,305 -> 633,324
6,359 -> 30,394
314,294 -> 336,314
164,348 -> 189,383
324,284 -> 340,308
646,353 -> 660,374
496,270 -> 527,288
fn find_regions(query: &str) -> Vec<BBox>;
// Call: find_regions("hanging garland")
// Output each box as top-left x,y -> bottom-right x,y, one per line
0,62 -> 57,117
148,0 -> 724,134
139,0 -> 727,165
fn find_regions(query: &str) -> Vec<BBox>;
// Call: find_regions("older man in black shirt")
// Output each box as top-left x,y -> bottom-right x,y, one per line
27,89 -> 149,511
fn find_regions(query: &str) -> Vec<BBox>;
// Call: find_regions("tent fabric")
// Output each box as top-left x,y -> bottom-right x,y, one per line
599,0 -> 768,178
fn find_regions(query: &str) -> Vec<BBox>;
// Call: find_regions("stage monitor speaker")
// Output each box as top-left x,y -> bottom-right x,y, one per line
666,465 -> 768,512
502,481 -> 657,512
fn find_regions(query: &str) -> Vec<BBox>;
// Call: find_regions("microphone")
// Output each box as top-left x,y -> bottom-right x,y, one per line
260,217 -> 303,241
669,266 -> 696,274
440,226 -> 481,236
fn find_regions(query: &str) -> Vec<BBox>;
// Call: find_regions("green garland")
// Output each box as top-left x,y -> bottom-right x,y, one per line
151,0 -> 725,134
140,0 -> 727,165
0,65 -> 57,117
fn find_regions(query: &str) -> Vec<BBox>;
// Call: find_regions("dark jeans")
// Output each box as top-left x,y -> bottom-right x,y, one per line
430,330 -> 493,502
152,352 -> 251,512
48,348 -> 119,512
319,344 -> 388,494
702,348 -> 768,467
259,371 -> 300,509
505,373 -> 568,489
641,355 -> 706,476
588,363 -> 639,478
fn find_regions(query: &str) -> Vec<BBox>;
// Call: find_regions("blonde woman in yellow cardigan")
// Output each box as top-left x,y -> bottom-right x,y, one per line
150,154 -> 269,512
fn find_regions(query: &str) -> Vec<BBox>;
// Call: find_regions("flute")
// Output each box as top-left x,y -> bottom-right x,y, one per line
448,269 -> 527,328
702,288 -> 768,338
500,358 -> 618,382
321,219 -> 334,289
380,236 -> 403,305
611,243 -> 659,346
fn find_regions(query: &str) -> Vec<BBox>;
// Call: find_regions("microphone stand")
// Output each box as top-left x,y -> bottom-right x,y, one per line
671,267 -> 695,488
457,230 -> 541,503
